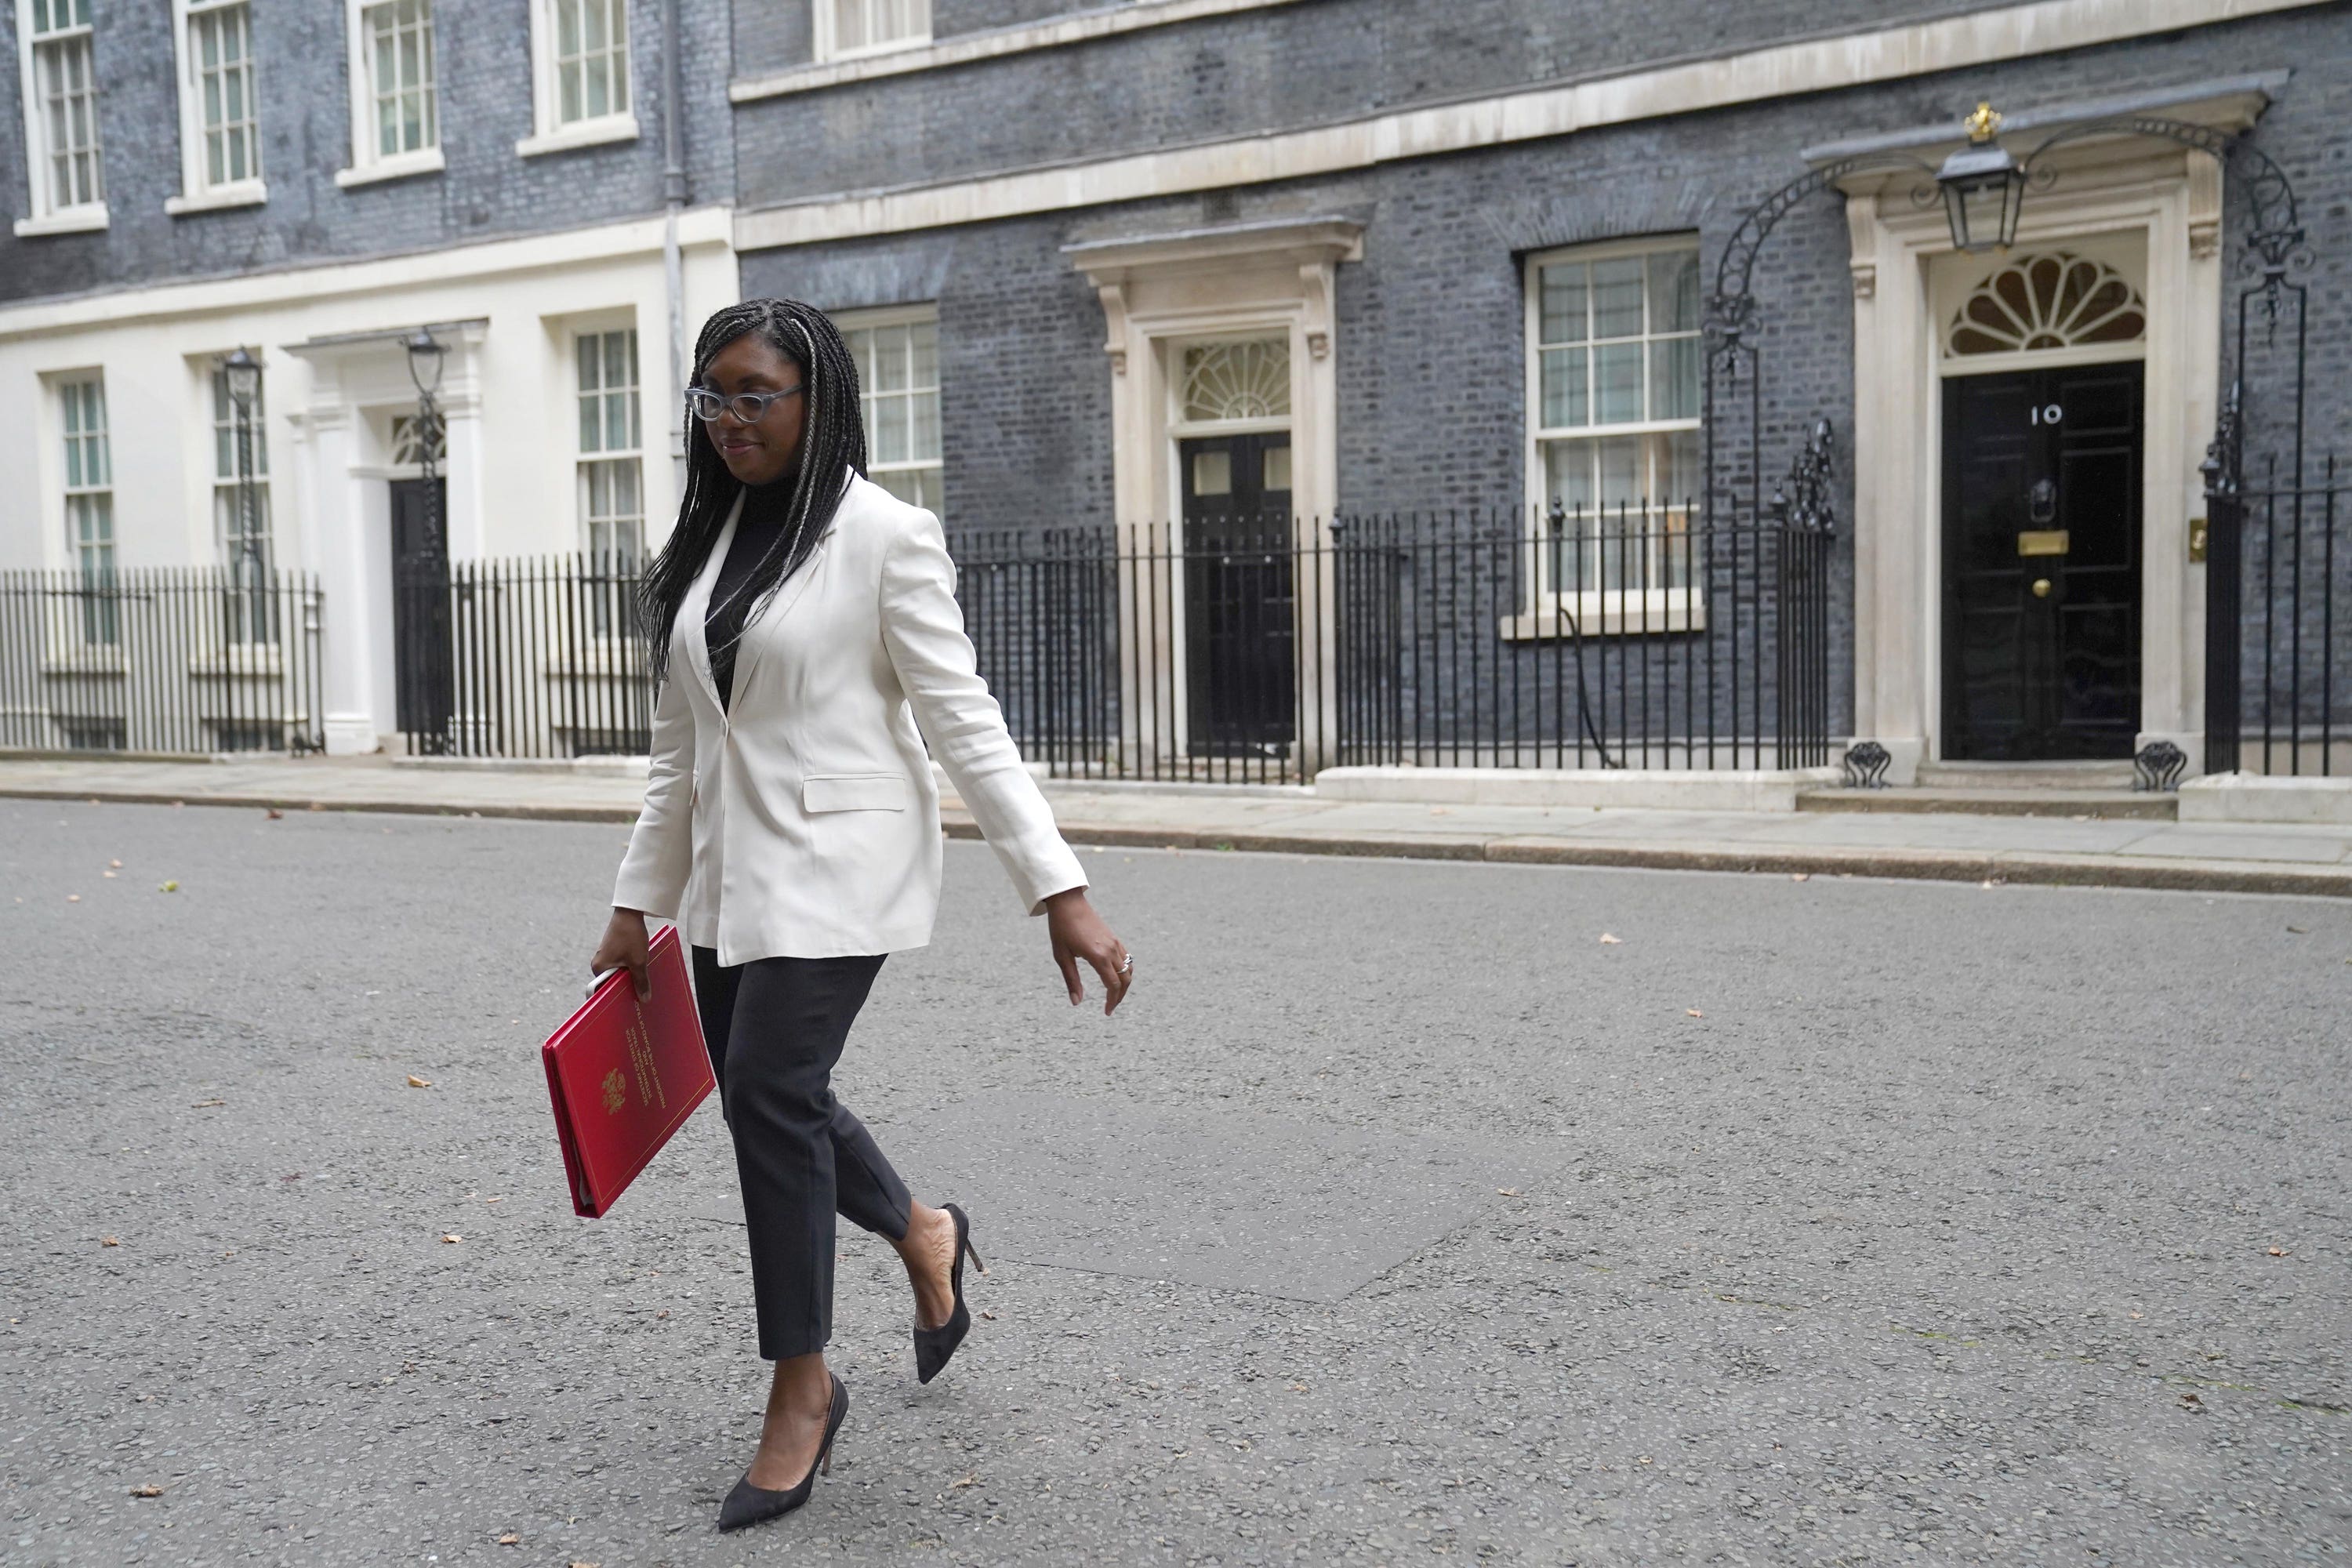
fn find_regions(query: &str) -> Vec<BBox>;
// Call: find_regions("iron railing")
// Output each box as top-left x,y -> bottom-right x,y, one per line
0,566 -> 325,754
394,551 -> 652,758
375,505 -> 1838,776
2211,453 -> 2350,776
953,504 -> 1837,784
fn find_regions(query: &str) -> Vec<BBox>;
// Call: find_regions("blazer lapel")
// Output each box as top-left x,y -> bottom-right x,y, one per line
681,491 -> 742,713
725,472 -> 851,698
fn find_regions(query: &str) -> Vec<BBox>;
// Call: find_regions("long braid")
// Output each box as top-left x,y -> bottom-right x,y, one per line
637,298 -> 869,691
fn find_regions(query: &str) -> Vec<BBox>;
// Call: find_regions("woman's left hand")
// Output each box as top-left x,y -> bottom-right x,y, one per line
1043,888 -> 1131,1016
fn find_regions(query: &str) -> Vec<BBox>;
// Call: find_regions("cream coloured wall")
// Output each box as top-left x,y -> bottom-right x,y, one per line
0,207 -> 740,750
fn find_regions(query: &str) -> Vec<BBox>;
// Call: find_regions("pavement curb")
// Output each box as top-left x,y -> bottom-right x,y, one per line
8,781 -> 2348,898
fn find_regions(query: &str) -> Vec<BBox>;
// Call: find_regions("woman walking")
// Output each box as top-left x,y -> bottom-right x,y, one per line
589,298 -> 1132,1534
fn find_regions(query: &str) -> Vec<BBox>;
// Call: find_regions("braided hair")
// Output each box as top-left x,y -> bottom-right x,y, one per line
637,298 -> 869,691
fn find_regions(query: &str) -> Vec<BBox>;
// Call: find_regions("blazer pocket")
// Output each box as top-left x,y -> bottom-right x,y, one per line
803,771 -> 912,813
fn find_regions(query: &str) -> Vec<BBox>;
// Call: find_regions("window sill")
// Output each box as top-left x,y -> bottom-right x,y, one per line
818,34 -> 932,67
336,148 -> 445,188
730,0 -> 1300,101
165,182 -> 268,216
515,114 -> 639,158
1499,595 -> 1708,641
13,205 -> 109,237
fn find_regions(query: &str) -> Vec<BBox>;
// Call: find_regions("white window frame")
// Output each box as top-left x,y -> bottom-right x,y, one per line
811,0 -> 931,65
165,0 -> 264,214
573,324 -> 644,636
837,305 -> 942,517
207,360 -> 278,644
517,0 -> 637,158
1515,234 -> 1706,639
13,0 -> 108,236
56,372 -> 117,645
336,0 -> 443,187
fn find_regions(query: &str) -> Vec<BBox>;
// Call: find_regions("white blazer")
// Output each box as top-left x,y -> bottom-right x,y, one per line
611,473 -> 1088,964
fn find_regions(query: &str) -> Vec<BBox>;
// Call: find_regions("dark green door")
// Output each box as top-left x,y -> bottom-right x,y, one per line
1941,363 -> 2143,760
1179,432 -> 1296,756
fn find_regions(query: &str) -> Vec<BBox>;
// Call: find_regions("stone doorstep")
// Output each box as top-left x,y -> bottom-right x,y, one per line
1312,764 -> 1843,813
2180,773 -> 2352,826
1796,786 -> 2177,822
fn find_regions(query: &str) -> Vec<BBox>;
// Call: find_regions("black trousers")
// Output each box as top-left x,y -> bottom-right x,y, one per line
690,945 -> 913,1362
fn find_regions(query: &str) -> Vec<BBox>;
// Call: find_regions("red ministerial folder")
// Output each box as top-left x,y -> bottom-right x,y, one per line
542,924 -> 714,1218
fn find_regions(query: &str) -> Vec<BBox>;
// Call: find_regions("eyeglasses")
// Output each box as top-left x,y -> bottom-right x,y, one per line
685,383 -> 804,423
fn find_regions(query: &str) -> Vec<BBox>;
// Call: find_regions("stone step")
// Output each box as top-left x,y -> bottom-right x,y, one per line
1913,760 -> 2139,791
1798,786 -> 2176,820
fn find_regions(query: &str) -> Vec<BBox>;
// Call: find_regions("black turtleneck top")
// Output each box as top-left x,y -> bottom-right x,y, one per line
702,475 -> 800,713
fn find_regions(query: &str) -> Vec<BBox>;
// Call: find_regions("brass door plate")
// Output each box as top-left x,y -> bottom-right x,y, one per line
2016,530 -> 2071,557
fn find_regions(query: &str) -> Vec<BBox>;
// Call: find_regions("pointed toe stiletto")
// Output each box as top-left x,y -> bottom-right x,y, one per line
913,1202 -> 986,1385
716,1373 -> 848,1534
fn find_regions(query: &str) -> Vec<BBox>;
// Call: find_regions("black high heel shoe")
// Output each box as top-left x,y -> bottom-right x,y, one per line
717,1373 -> 848,1534
913,1202 -> 986,1385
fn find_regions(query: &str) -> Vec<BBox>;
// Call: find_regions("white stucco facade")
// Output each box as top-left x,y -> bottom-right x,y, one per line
0,209 -> 740,753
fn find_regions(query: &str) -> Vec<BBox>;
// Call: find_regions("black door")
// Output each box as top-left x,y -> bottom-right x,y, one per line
1179,433 -> 1295,756
389,477 -> 454,749
1941,363 -> 2143,760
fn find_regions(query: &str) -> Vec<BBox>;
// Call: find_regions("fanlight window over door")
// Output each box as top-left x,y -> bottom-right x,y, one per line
1179,338 -> 1289,423
1947,252 -> 2146,358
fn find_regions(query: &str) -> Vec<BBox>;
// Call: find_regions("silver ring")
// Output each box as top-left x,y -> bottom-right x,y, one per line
1118,953 -> 1134,974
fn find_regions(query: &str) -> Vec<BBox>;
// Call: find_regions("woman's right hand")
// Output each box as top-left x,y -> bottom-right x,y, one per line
591,907 -> 653,1000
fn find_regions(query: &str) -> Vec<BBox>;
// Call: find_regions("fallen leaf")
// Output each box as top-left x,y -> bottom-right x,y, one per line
1495,1187 -> 1522,1197
2129,1310 -> 2143,1320
2267,1247 -> 2290,1258
101,1236 -> 119,1247
66,895 -> 80,903
158,881 -> 179,893
407,1075 -> 432,1089
1599,933 -> 1623,945
2180,1392 -> 2203,1410
1791,873 -> 1810,881
109,858 -> 122,868
1289,1381 -> 1308,1392
129,1483 -> 162,1497
265,808 -> 283,820
191,1097 -> 225,1109
441,1233 -> 463,1244
497,1533 -> 520,1545
949,1472 -> 978,1489
1686,1008 -> 1704,1018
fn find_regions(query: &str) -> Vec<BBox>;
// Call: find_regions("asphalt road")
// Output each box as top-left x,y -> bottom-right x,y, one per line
2,798 -> 2347,1567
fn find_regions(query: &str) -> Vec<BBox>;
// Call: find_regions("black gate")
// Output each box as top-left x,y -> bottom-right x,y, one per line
390,477 -> 453,750
2193,131 -> 2343,776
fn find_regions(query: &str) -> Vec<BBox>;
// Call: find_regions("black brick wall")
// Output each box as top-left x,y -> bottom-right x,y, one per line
739,4 -> 2352,742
